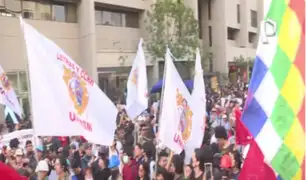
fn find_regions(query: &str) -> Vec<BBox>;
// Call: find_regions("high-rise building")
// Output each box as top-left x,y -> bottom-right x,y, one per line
0,0 -> 262,115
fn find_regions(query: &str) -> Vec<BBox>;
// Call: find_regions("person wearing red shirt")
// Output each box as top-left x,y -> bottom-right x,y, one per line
58,136 -> 69,147
122,148 -> 138,180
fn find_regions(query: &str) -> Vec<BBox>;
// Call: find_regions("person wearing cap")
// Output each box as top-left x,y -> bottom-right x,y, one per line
36,160 -> 49,180
14,148 -> 24,169
36,146 -> 44,161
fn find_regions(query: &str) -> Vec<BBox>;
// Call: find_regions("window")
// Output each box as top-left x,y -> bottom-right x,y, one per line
52,4 -> 66,22
6,73 -> 18,90
208,26 -> 212,47
95,8 -> 139,28
208,0 -> 211,20
21,0 -> 76,22
208,53 -> 213,72
6,71 -> 30,116
237,4 -> 240,23
198,0 -> 203,38
251,10 -> 257,28
227,27 -> 239,40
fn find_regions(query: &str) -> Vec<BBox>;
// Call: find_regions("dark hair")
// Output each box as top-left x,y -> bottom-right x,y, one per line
194,148 -> 205,172
158,150 -> 168,158
172,155 -> 184,174
102,157 -> 109,168
9,138 -> 19,149
135,143 -> 143,149
57,156 -> 69,173
25,140 -> 32,146
140,162 -> 150,175
123,147 -> 134,158
143,141 -> 155,160
194,147 -> 213,172
214,126 -> 228,140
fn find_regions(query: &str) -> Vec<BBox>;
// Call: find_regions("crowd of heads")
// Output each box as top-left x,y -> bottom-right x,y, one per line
0,82 -> 248,180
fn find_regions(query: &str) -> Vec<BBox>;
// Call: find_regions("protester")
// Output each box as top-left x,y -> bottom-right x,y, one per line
0,83 -> 251,180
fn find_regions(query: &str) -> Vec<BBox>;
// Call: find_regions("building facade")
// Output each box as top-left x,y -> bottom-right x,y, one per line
0,0 -> 262,116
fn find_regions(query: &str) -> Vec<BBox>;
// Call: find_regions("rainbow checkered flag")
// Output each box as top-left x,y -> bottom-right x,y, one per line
242,0 -> 305,179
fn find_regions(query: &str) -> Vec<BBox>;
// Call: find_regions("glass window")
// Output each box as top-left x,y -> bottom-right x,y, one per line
95,10 -> 102,25
95,8 -> 139,28
101,11 -> 112,25
208,0 -> 211,20
209,26 -> 212,47
111,12 -> 123,26
251,10 -> 257,28
52,4 -> 66,22
19,71 -> 28,92
6,73 -> 18,90
20,96 -> 30,117
237,4 -> 240,23
21,0 -> 76,22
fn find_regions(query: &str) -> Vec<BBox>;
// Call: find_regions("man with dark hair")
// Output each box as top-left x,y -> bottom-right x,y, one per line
24,140 -> 37,172
71,142 -> 85,180
214,126 -> 229,151
122,147 -> 138,180
156,150 -> 173,180
192,147 -> 214,180
134,143 -> 144,165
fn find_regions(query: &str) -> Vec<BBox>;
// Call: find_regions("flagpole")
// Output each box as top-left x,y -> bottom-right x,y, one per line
155,46 -> 169,176
19,16 -> 40,156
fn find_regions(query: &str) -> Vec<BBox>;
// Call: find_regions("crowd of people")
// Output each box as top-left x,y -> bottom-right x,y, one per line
0,83 -> 248,180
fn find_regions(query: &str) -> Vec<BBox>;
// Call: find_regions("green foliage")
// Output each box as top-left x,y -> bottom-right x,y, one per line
233,55 -> 255,65
145,0 -> 199,61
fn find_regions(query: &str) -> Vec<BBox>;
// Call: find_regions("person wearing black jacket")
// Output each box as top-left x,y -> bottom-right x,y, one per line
93,158 -> 111,180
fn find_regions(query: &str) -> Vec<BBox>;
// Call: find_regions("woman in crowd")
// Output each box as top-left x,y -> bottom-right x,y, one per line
137,162 -> 150,180
54,156 -> 71,180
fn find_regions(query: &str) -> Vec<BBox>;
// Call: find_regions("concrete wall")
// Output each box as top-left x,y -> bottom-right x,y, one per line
0,16 -> 79,71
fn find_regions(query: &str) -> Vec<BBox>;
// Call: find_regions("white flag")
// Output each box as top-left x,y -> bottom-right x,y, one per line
5,106 -> 19,124
126,38 -> 148,119
184,48 -> 206,163
159,48 -> 193,154
20,18 -> 118,146
0,66 -> 23,117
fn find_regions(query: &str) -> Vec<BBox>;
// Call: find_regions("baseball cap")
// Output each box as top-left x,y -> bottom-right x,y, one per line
35,160 -> 49,172
36,146 -> 44,152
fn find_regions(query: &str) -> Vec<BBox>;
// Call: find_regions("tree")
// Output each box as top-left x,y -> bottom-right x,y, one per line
145,0 -> 199,64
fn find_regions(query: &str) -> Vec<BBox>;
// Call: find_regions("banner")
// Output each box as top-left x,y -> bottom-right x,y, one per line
185,48 -> 206,163
0,129 -> 34,149
0,66 -> 23,117
159,49 -> 193,154
126,38 -> 148,119
21,18 -> 118,146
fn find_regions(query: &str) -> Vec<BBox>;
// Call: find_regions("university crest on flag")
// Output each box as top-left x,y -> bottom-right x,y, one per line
0,73 -> 11,91
174,88 -> 193,148
131,68 -> 138,86
63,66 -> 89,115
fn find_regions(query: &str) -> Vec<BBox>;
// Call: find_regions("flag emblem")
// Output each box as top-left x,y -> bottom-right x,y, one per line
176,89 -> 193,142
0,73 -> 11,91
131,68 -> 138,86
63,66 -> 89,115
